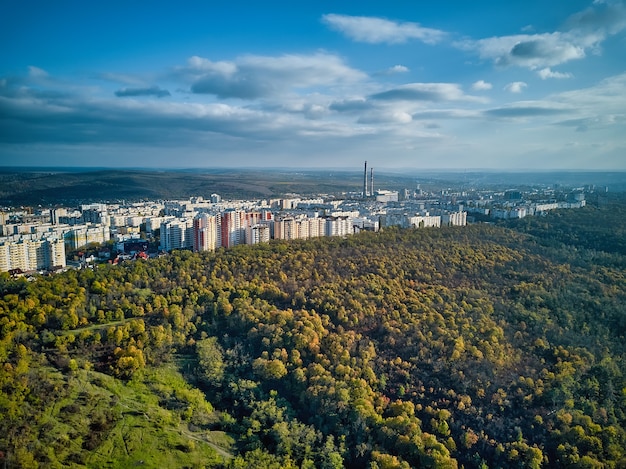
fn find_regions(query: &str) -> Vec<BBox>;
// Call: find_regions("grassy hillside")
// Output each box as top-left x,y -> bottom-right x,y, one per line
1,201 -> 626,467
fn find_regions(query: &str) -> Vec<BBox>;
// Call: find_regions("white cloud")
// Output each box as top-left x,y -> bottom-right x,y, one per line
28,65 -> 48,78
485,101 -> 571,118
186,56 -> 238,76
322,14 -> 446,44
270,98 -> 331,120
182,52 -> 367,99
23,66 -> 59,87
461,32 -> 586,69
388,65 -> 410,74
0,88 -> 297,145
506,35 -> 585,67
412,109 -> 482,119
556,115 -> 626,132
3,46 -> 626,170
358,110 -> 413,124
238,53 -> 365,86
329,98 -> 372,112
373,65 -> 410,76
552,71 -> 626,115
0,65 -> 377,148
28,66 -> 48,79
457,1 -> 626,71
488,72 -> 626,131
505,82 -> 528,93
371,83 -> 486,103
565,0 -> 626,39
537,67 -> 573,79
472,80 -> 493,91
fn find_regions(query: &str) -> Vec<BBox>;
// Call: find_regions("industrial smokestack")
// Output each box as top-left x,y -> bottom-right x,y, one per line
363,161 -> 368,197
370,168 -> 374,197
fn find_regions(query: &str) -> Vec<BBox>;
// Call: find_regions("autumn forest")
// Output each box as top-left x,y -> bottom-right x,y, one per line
1,196 -> 626,468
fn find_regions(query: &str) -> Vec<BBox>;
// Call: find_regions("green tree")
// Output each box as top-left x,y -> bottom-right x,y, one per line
197,337 -> 225,386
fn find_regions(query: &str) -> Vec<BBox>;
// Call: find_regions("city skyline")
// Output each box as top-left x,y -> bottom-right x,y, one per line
1,1 -> 626,170
2,176 -> 588,273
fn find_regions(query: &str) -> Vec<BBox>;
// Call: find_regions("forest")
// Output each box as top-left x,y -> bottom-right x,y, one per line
1,197 -> 625,468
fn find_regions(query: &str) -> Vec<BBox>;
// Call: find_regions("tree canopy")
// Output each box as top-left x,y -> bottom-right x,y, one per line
1,198 -> 626,468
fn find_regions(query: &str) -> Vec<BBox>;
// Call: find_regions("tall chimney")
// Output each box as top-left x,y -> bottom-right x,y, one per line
363,161 -> 368,197
370,168 -> 374,197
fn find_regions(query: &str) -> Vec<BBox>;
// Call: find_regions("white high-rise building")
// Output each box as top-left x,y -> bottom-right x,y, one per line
441,211 -> 467,226
0,243 -> 8,272
246,224 -> 271,245
298,219 -> 310,239
0,238 -> 66,272
48,238 -> 66,268
307,217 -> 325,238
325,216 -> 353,237
160,219 -> 193,252
408,215 -> 441,228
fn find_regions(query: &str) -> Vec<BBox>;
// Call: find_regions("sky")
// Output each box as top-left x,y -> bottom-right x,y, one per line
1,1 -> 625,170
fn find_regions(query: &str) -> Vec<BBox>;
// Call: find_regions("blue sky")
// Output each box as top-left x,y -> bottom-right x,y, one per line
1,1 -> 625,170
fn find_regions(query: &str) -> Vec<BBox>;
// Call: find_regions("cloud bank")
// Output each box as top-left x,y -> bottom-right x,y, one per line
181,53 -> 366,99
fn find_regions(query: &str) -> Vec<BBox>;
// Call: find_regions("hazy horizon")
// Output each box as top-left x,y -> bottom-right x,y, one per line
2,165 -> 626,174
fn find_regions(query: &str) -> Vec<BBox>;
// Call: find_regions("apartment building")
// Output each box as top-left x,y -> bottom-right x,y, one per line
160,219 -> 193,251
64,225 -> 111,250
193,214 -> 219,252
0,238 -> 66,272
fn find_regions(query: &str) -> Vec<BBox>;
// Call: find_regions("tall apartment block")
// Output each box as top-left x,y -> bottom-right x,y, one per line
0,238 -> 66,272
160,219 -> 193,251
193,214 -> 218,252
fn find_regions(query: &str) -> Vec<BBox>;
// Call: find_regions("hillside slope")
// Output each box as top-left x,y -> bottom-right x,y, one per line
1,205 -> 625,467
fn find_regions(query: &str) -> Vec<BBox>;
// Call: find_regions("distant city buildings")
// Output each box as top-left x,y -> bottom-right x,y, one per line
469,200 -> 585,220
0,175 -> 593,272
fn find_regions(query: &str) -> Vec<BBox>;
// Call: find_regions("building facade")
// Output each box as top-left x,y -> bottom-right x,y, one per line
0,238 -> 66,272
160,219 -> 193,251
193,214 -> 218,252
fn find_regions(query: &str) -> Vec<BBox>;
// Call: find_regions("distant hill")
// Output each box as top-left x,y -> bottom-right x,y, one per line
1,167 -> 624,207
0,168 -> 379,206
0,169 -> 292,206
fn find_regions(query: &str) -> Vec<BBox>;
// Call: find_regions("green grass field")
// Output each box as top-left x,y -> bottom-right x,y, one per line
24,364 -> 232,468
